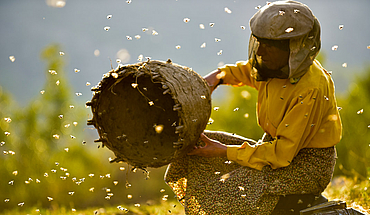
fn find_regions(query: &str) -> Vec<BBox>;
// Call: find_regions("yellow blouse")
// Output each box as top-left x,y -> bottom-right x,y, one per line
219,60 -> 342,170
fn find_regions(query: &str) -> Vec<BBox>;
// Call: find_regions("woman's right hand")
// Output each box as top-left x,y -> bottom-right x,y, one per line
203,69 -> 224,93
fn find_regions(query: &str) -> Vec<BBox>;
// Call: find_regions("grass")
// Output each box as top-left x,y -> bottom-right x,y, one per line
1,177 -> 369,215
0,201 -> 185,215
323,176 -> 370,214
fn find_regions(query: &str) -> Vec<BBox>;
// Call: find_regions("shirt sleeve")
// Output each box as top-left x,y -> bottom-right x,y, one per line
227,88 -> 325,170
218,60 -> 258,89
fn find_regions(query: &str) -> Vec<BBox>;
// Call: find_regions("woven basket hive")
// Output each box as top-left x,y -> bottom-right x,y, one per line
86,60 -> 212,168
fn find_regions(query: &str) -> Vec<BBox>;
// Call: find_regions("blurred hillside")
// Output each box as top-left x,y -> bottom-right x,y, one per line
0,45 -> 177,212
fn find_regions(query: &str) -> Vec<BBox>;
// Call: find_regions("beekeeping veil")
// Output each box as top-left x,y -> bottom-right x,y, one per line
249,0 -> 321,83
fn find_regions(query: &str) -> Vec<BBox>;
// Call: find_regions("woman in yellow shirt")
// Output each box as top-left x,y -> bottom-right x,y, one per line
165,1 -> 342,214
192,58 -> 341,170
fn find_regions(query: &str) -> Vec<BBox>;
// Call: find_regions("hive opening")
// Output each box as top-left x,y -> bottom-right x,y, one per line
98,73 -> 179,167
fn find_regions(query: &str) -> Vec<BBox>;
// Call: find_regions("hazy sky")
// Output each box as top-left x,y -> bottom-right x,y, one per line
1,0 -> 369,105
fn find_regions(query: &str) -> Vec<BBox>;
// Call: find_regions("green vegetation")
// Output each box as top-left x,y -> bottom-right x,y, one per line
324,177 -> 370,213
207,86 -> 263,140
334,67 -> 370,179
0,45 -> 369,213
0,201 -> 185,215
0,45 -> 177,212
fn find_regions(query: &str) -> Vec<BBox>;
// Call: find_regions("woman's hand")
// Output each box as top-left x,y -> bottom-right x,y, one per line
188,133 -> 227,157
203,69 -> 224,93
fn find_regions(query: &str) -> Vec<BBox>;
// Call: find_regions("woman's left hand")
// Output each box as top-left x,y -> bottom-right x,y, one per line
187,133 -> 227,157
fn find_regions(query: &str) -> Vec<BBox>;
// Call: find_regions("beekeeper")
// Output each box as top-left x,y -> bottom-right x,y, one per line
166,1 -> 342,214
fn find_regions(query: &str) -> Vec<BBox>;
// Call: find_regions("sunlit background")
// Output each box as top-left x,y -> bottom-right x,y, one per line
0,0 -> 369,213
